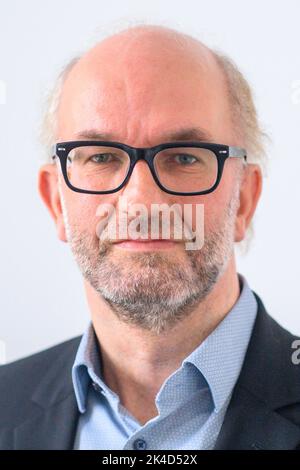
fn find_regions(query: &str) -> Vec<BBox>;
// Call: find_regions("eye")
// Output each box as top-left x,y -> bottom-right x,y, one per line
173,154 -> 198,165
89,153 -> 115,163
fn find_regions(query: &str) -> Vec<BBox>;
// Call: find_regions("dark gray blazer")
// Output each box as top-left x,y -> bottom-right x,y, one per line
1,292 -> 300,450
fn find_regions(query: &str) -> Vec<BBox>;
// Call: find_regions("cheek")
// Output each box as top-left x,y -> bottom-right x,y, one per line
64,191 -> 110,235
183,184 -> 235,232
182,191 -> 226,231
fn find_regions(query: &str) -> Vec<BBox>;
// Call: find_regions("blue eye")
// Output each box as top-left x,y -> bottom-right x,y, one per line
90,153 -> 114,163
174,154 -> 198,165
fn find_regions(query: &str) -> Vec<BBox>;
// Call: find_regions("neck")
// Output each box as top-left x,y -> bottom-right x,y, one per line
84,256 -> 240,424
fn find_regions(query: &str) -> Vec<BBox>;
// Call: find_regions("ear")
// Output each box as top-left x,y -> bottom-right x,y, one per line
235,164 -> 263,242
38,163 -> 67,242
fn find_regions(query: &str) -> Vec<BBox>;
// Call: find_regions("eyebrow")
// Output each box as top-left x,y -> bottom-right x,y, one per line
74,126 -> 214,144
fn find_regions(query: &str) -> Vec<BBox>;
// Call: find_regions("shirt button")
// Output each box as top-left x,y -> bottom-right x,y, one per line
133,438 -> 147,450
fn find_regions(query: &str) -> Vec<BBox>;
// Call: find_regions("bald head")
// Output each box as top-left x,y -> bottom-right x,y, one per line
68,25 -> 222,84
81,25 -> 219,70
57,25 -> 235,150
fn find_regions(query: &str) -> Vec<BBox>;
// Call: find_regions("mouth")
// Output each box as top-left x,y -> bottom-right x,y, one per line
112,238 -> 180,251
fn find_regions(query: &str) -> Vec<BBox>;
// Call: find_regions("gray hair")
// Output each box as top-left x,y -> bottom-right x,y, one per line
39,23 -> 270,252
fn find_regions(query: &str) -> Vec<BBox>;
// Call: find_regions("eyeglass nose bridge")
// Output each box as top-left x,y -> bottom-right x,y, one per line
121,146 -> 162,191
133,146 -> 156,161
127,146 -> 157,174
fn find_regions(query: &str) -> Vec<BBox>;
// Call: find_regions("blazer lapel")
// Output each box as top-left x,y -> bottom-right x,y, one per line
14,393 -> 79,450
214,385 -> 300,449
215,292 -> 300,450
14,337 -> 81,450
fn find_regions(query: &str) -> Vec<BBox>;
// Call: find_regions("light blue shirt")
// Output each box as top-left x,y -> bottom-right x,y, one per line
72,273 -> 257,450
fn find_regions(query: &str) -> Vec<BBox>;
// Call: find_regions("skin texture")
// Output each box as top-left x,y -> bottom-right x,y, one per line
38,26 -> 262,425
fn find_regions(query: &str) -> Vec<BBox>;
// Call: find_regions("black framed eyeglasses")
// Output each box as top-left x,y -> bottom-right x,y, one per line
52,140 -> 247,196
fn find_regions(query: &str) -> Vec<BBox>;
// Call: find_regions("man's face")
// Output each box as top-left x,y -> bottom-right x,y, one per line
49,32 -> 249,333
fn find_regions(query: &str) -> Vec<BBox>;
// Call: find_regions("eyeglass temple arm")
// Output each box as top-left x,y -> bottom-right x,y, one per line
228,146 -> 247,160
51,144 -> 57,160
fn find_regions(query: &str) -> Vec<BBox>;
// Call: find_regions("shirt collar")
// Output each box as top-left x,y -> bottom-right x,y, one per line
72,323 -> 101,413
72,273 -> 257,414
182,273 -> 257,412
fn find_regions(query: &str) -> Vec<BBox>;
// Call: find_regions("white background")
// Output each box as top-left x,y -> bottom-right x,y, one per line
0,0 -> 299,362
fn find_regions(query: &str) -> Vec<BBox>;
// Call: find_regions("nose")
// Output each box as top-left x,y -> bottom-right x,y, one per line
120,159 -> 169,205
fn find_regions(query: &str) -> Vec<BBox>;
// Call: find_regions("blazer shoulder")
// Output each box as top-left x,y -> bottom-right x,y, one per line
0,335 -> 82,439
0,336 -> 81,406
253,291 -> 300,345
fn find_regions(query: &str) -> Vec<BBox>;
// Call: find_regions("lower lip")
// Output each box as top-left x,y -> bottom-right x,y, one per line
113,240 -> 178,250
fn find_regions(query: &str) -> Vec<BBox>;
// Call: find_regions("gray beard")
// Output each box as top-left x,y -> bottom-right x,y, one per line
65,194 -> 238,335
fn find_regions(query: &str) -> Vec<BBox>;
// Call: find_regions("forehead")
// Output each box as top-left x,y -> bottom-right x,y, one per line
57,41 -> 232,144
